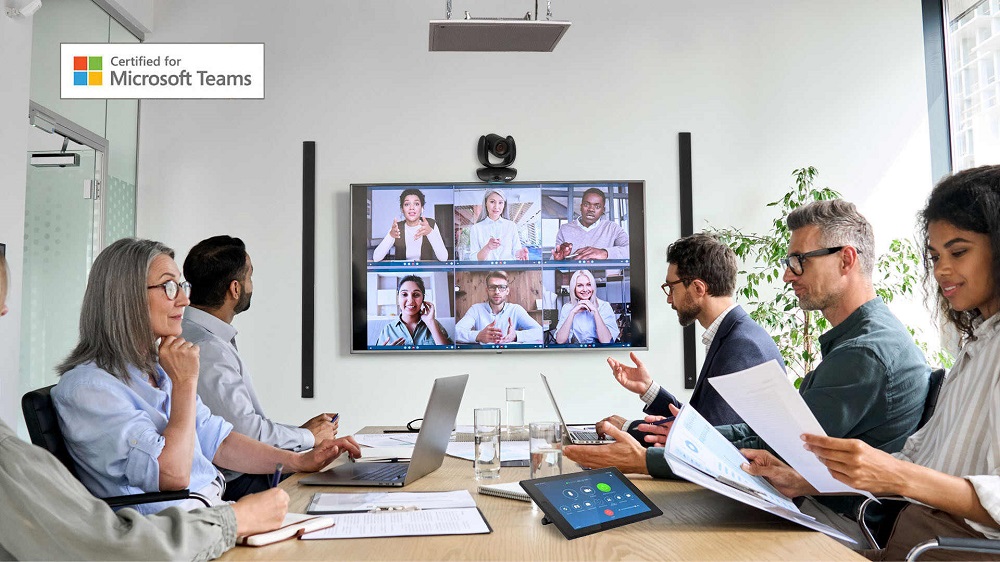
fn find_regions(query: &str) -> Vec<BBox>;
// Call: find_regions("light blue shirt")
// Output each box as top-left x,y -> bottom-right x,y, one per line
182,308 -> 314,463
454,302 -> 542,344
555,299 -> 621,344
374,318 -> 453,346
51,361 -> 233,515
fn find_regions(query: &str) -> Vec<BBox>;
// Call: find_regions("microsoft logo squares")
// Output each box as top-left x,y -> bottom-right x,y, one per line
73,56 -> 103,86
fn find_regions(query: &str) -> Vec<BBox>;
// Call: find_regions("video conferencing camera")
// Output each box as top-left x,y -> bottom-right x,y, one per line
477,134 -> 517,183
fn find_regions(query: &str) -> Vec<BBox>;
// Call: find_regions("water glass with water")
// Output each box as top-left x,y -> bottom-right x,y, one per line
505,387 -> 525,435
474,407 -> 501,480
529,421 -> 563,479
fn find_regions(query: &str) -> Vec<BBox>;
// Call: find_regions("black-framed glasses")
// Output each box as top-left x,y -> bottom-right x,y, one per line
660,278 -> 692,297
147,280 -> 192,301
782,246 -> 856,275
486,284 -> 509,292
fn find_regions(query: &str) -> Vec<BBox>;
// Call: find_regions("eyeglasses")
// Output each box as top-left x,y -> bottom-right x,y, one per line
660,278 -> 692,297
782,246 -> 858,276
147,280 -> 192,301
487,284 -> 509,292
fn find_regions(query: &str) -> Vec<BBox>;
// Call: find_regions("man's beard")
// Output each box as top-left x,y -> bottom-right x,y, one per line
234,286 -> 252,314
674,296 -> 700,327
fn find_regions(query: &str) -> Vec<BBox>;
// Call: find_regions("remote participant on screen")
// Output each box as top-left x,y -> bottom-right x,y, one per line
372,189 -> 449,262
554,269 -> 620,345
467,189 -> 529,262
552,188 -> 629,261
375,275 -> 453,346
455,270 -> 542,345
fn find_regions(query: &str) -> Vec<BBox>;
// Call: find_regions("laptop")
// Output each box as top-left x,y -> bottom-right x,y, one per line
300,374 -> 468,487
540,373 -> 613,445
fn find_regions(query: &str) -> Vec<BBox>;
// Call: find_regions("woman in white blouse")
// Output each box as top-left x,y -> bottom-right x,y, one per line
467,189 -> 528,261
372,189 -> 449,262
742,166 -> 1000,560
554,269 -> 620,344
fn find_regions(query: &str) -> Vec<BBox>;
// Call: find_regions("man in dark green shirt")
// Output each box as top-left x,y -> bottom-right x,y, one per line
566,200 -> 930,509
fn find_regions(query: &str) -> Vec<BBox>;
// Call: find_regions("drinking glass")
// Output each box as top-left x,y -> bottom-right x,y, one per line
529,421 -> 563,479
505,387 -> 525,437
474,407 -> 501,479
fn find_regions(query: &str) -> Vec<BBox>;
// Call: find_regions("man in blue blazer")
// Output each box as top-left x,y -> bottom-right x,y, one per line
595,233 -> 785,445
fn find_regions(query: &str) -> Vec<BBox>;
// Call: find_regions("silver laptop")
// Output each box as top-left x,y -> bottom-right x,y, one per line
540,373 -> 613,445
300,374 -> 468,487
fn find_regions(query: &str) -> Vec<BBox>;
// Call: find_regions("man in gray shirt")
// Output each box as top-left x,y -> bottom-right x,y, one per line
454,270 -> 543,345
552,188 -> 630,260
181,235 -> 339,500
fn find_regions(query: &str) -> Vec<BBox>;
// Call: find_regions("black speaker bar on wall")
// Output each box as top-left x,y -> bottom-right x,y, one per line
679,132 -> 696,389
302,141 -> 316,398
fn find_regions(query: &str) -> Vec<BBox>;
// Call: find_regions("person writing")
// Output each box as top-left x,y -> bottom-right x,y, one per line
372,188 -> 449,262
51,238 -> 361,515
467,189 -> 529,261
742,166 -> 1000,559
454,270 -> 542,344
375,275 -> 453,346
0,250 -> 291,561
554,269 -> 620,344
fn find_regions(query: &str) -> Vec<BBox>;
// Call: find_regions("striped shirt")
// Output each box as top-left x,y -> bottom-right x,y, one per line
895,312 -> 1000,537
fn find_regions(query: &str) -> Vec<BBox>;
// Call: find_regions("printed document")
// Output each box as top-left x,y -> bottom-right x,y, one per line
708,360 -> 873,498
307,490 -> 476,513
663,403 -> 856,543
301,508 -> 490,539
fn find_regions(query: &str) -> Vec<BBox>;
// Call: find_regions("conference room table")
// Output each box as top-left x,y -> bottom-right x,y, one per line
220,427 -> 864,561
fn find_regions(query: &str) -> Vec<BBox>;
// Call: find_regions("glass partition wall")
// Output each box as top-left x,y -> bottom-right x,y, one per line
19,0 -> 140,414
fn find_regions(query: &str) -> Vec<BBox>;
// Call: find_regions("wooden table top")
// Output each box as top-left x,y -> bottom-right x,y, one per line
220,427 -> 863,561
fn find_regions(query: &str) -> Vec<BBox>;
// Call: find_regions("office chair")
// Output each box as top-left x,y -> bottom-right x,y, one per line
852,367 -> 998,559
22,385 -> 210,509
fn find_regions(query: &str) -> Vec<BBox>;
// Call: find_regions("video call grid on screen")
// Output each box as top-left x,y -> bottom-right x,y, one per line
351,181 -> 648,353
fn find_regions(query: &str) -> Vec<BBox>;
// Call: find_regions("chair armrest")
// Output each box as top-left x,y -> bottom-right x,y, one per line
103,489 -> 201,509
857,496 -> 909,550
908,537 -> 1000,561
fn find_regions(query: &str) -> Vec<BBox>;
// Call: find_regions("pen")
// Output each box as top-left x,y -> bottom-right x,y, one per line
715,475 -> 767,500
647,415 -> 676,426
271,463 -> 283,488
330,413 -> 339,424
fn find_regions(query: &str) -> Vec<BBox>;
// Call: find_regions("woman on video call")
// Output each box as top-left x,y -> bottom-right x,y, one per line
467,189 -> 528,261
372,188 -> 449,262
554,269 -> 620,344
375,275 -> 453,346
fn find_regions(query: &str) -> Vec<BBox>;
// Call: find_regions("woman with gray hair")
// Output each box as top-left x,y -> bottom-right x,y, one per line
0,249 -> 294,560
51,238 -> 360,514
554,269 -> 620,344
468,189 -> 529,261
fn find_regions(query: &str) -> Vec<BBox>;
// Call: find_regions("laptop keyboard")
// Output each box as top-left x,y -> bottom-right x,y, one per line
572,431 -> 603,441
353,463 -> 408,481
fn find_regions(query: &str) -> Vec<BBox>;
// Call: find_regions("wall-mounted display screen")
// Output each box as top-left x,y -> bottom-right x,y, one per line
350,181 -> 647,353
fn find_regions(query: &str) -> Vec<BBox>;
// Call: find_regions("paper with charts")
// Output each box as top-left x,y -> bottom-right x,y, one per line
663,403 -> 856,544
708,360 -> 873,498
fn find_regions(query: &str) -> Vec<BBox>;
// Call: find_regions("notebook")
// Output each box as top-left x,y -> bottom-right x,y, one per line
237,513 -> 334,547
477,481 -> 532,502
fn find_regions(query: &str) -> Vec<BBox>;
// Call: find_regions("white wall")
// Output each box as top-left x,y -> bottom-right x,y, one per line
0,11 -> 33,425
137,0 -> 933,435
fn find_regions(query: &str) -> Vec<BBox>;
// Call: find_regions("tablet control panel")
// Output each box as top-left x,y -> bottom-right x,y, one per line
532,470 -> 652,530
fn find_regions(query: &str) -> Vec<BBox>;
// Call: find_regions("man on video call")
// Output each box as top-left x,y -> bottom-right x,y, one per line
552,188 -> 630,260
454,270 -> 543,345
182,235 -> 342,500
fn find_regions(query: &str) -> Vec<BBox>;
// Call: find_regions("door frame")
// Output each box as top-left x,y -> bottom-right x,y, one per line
28,100 -> 110,253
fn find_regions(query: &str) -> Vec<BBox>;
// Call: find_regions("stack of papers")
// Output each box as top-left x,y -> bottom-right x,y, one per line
306,490 -> 476,513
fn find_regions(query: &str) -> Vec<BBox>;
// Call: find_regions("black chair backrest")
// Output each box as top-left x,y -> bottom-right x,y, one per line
22,385 -> 79,478
919,368 -> 947,429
